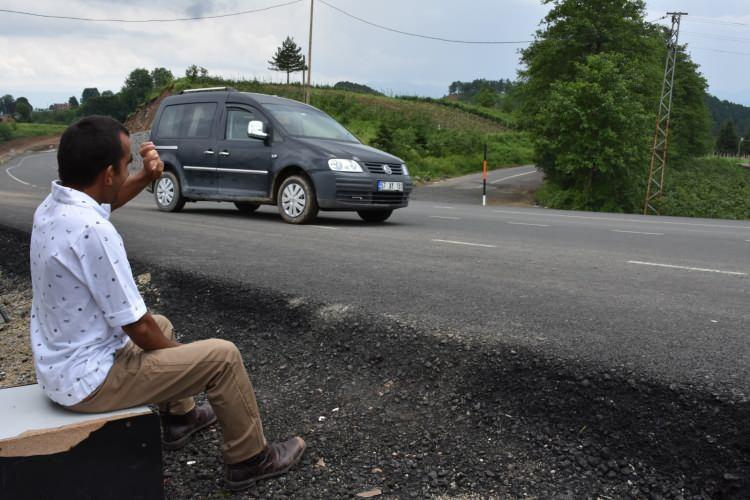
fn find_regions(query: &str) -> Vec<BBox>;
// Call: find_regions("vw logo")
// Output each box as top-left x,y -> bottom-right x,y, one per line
383,165 -> 392,175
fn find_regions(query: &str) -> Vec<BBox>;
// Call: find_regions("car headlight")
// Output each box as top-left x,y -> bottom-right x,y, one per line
401,163 -> 409,176
328,159 -> 363,173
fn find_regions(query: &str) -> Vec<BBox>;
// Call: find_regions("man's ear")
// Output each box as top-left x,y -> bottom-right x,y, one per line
103,165 -> 115,186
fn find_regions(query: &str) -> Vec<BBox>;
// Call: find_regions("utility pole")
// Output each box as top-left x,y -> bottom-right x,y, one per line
643,12 -> 687,216
305,0 -> 314,104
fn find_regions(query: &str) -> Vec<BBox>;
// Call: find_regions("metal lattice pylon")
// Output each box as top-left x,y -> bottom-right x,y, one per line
643,12 -> 686,215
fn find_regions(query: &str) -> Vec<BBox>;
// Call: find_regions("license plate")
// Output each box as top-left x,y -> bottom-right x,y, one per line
377,181 -> 403,192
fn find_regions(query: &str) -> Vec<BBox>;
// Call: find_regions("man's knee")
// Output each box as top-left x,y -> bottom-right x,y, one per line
206,338 -> 242,362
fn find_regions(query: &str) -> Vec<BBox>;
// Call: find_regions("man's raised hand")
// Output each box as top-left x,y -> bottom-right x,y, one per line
139,141 -> 165,181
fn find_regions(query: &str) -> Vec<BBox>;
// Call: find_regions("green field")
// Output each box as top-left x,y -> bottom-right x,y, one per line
0,122 -> 67,142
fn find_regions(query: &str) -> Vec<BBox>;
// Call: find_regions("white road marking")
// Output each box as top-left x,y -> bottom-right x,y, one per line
5,152 -> 54,188
6,168 -> 32,186
430,216 -> 461,220
490,170 -> 537,185
309,225 -> 338,230
627,260 -> 747,276
432,239 -> 496,248
434,205 -> 455,209
612,230 -> 664,236
492,209 -> 750,230
507,221 -> 549,227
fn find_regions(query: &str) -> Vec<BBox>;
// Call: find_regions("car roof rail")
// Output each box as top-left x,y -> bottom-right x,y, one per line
180,87 -> 237,94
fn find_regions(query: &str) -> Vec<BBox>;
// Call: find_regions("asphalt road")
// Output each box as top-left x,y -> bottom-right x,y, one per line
2,151 -> 748,395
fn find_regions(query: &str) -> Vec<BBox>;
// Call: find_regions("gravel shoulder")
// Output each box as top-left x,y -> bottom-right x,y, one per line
0,225 -> 748,499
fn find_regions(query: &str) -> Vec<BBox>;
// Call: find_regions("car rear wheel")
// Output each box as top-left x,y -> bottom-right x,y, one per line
234,202 -> 260,213
154,172 -> 185,212
358,209 -> 393,223
277,175 -> 318,224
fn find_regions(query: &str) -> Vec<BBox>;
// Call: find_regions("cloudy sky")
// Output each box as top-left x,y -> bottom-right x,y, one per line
1,0 -> 748,108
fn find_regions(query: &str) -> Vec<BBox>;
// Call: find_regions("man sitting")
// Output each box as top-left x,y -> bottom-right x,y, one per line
29,115 -> 304,491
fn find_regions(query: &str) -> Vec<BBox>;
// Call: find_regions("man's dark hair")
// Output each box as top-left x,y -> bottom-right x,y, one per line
57,115 -> 130,187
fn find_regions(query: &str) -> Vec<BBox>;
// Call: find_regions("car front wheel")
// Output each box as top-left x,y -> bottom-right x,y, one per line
277,175 -> 319,224
358,209 -> 393,223
154,172 -> 186,212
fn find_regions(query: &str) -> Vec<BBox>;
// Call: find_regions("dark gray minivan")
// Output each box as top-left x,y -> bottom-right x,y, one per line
149,87 -> 412,223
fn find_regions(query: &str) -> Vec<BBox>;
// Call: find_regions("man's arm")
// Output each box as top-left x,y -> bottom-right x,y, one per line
123,312 -> 180,351
112,142 -> 164,211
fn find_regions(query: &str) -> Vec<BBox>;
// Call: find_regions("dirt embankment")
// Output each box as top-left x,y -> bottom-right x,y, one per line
124,88 -> 173,133
0,136 -> 59,165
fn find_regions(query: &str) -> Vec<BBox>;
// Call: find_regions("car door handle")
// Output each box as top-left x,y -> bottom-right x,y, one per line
219,151 -> 230,157
203,149 -> 214,155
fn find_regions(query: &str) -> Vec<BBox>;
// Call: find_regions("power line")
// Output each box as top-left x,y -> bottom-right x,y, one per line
682,31 -> 750,44
0,0 -> 302,23
687,17 -> 748,28
317,0 -> 532,45
691,46 -> 750,56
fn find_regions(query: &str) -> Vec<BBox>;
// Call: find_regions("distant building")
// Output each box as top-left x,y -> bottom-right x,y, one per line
49,103 -> 71,112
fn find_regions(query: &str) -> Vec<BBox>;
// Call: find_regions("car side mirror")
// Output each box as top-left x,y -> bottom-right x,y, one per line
247,120 -> 269,140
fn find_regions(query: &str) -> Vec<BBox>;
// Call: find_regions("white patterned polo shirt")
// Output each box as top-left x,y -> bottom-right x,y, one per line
30,181 -> 147,406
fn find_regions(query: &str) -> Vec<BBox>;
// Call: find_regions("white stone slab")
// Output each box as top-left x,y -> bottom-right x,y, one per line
0,383 -> 151,442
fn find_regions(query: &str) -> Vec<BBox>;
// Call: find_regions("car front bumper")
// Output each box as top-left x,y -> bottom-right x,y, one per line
312,171 -> 413,210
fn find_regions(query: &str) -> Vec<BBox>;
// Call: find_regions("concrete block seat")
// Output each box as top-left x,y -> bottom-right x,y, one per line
0,384 -> 162,499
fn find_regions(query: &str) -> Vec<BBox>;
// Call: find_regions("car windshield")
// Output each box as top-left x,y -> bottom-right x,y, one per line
264,103 -> 359,143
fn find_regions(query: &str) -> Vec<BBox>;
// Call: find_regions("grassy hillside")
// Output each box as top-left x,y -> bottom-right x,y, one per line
147,77 -> 534,180
658,157 -> 750,219
0,122 -> 66,142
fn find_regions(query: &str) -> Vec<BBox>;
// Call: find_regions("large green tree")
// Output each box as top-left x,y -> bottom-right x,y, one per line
81,87 -> 100,104
121,68 -> 153,111
15,97 -> 32,122
151,67 -> 174,89
536,54 -> 650,211
519,0 -> 713,211
0,94 -> 14,115
715,121 -> 739,154
268,36 -> 307,84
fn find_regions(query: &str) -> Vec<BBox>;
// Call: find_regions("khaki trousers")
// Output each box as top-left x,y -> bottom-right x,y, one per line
68,315 -> 266,464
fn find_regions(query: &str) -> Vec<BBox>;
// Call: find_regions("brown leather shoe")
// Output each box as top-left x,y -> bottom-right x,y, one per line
161,403 -> 217,450
225,437 -> 306,491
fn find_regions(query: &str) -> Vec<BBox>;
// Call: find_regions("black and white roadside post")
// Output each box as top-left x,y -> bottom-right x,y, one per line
482,143 -> 488,206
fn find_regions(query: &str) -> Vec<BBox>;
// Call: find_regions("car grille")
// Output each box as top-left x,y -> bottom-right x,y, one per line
364,163 -> 404,175
336,191 -> 408,205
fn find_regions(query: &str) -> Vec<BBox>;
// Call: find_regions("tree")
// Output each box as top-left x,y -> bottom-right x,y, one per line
268,36 -> 307,84
715,121 -> 739,154
79,94 -> 128,122
474,85 -> 497,108
0,94 -> 14,115
519,0 -> 713,212
151,67 -> 174,88
199,66 -> 208,79
536,54 -> 650,211
81,88 -> 100,104
185,65 -> 199,81
101,90 -> 114,97
68,96 -> 79,108
15,97 -> 32,122
371,122 -> 395,152
121,68 -> 153,111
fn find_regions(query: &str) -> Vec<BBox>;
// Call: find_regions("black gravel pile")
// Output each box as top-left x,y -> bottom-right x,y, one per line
1,226 -> 748,499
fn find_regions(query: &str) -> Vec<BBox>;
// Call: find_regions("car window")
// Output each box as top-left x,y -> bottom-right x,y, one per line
157,102 -> 217,138
225,109 -> 255,140
264,103 -> 359,143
